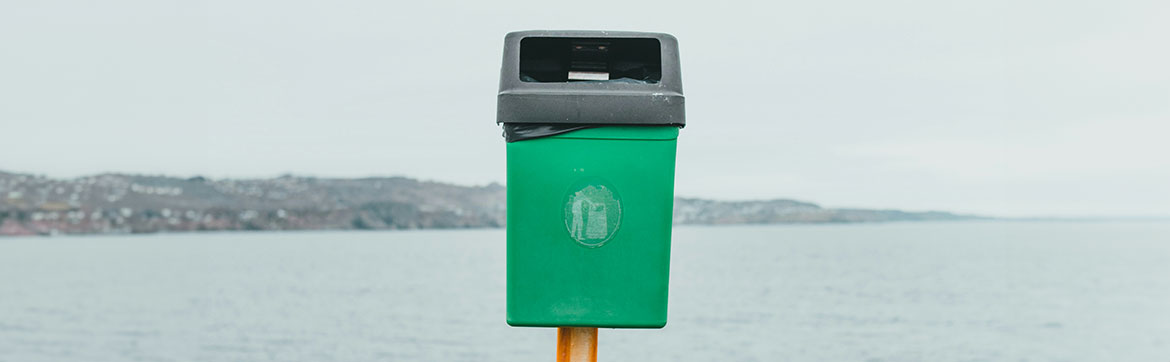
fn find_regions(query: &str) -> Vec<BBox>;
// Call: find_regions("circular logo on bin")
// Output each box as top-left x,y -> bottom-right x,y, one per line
563,178 -> 622,248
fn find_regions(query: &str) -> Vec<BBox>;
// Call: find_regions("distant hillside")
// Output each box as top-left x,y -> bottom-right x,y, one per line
0,171 -> 980,236
672,198 -> 976,224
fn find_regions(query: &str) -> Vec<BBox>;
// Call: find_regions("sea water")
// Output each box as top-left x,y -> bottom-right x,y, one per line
1,221 -> 1167,361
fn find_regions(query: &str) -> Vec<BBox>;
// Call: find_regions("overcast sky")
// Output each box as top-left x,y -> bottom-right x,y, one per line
1,0 -> 1167,217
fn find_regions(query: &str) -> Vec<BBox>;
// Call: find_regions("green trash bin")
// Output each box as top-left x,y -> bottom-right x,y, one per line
497,31 -> 685,328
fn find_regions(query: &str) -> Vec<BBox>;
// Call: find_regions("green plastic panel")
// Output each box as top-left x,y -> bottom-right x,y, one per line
506,126 -> 678,328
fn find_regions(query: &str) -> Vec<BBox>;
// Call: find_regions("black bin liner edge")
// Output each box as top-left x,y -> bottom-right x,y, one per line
502,124 -> 596,143
502,123 -> 683,143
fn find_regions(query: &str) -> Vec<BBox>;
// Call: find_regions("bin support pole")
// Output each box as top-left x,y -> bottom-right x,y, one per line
556,327 -> 597,362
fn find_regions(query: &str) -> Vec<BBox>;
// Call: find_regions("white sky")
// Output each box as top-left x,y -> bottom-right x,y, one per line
1,0 -> 1167,217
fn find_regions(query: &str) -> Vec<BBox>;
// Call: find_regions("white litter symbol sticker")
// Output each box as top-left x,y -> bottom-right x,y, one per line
563,180 -> 622,248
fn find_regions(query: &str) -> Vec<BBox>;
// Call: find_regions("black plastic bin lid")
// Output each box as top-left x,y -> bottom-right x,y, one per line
496,30 -> 685,130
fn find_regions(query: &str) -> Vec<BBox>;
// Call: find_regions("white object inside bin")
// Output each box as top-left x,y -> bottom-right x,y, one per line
568,71 -> 609,81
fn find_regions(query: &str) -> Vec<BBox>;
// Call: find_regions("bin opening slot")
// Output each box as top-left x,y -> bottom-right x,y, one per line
520,37 -> 661,83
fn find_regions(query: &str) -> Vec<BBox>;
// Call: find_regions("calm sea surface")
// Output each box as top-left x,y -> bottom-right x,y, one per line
1,222 -> 1167,361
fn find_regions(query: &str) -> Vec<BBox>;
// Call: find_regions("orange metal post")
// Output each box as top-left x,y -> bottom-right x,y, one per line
556,327 -> 598,362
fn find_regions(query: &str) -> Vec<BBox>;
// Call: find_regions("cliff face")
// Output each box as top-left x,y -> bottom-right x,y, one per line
0,171 -> 978,236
